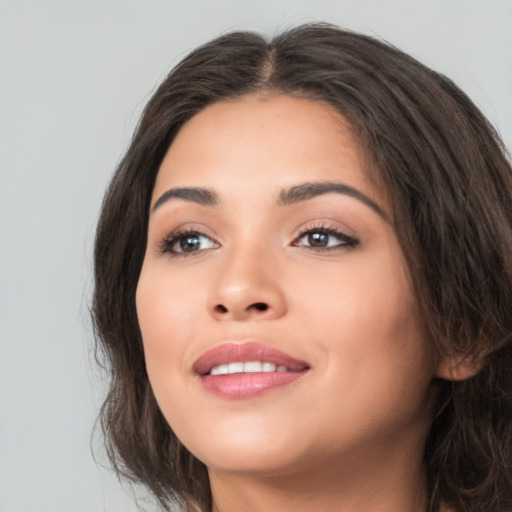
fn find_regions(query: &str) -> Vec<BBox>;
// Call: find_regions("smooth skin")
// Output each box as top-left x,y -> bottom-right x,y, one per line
136,94 -> 459,512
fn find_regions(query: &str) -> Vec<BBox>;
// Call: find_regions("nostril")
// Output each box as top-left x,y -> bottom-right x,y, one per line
213,302 -> 270,316
251,302 -> 269,311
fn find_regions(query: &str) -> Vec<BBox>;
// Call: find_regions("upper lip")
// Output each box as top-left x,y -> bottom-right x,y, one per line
193,341 -> 310,375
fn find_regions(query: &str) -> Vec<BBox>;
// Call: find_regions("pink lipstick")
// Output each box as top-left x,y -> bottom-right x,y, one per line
193,342 -> 309,399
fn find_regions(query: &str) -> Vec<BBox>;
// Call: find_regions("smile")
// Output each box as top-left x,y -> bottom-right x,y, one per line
193,342 -> 310,399
210,361 -> 290,375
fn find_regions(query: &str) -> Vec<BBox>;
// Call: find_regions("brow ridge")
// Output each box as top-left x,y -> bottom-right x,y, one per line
152,187 -> 218,211
152,181 -> 388,222
278,181 -> 389,221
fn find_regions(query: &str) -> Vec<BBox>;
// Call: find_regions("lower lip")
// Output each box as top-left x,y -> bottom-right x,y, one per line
199,371 -> 306,399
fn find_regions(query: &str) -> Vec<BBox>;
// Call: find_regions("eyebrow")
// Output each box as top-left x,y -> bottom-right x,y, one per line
152,187 -> 218,211
278,181 -> 389,221
152,181 -> 389,222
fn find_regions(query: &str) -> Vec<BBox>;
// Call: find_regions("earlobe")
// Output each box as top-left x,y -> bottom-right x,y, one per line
435,352 -> 483,381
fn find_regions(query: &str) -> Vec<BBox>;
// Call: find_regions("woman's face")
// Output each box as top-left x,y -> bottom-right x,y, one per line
136,94 -> 439,478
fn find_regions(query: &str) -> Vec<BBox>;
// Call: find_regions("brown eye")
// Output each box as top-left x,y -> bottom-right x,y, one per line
163,231 -> 218,255
179,234 -> 202,252
307,232 -> 330,247
294,228 -> 359,251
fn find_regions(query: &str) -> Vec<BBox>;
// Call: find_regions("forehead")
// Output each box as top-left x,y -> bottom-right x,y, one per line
153,94 -> 383,209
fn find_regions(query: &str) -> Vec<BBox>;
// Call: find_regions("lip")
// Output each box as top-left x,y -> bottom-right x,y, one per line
193,341 -> 309,375
193,341 -> 310,399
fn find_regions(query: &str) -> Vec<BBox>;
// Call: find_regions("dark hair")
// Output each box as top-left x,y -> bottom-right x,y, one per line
92,24 -> 512,512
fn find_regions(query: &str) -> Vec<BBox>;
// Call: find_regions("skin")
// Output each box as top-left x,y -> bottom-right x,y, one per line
136,94 -> 451,512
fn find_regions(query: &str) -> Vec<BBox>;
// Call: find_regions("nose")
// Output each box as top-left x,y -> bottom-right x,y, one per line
207,245 -> 287,322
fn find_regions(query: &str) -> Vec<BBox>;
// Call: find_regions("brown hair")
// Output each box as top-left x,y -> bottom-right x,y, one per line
92,24 -> 512,512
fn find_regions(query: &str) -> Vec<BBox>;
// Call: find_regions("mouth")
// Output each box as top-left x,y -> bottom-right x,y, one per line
210,361 -> 293,375
193,342 -> 310,399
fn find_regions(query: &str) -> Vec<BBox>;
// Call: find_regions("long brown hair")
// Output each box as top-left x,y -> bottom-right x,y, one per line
92,24 -> 512,512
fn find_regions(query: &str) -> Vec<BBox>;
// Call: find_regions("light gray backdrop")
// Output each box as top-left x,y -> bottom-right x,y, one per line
1,1 -> 511,511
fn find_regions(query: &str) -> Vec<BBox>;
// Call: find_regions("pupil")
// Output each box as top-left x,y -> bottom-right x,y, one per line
308,232 -> 328,247
180,235 -> 200,251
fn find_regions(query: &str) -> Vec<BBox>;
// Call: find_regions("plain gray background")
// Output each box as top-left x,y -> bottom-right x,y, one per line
1,1 -> 511,511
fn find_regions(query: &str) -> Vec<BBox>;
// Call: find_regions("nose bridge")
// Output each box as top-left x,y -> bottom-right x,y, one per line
208,236 -> 286,321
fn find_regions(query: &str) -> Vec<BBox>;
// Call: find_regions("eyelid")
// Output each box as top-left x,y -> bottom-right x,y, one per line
291,222 -> 359,251
153,219 -> 359,258
293,219 -> 358,238
156,224 -> 220,257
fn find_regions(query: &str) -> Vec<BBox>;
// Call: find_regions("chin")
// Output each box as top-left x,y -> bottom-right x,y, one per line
173,412 -> 311,475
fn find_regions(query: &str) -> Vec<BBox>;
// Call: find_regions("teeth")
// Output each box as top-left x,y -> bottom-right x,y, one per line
209,361 -> 288,375
228,362 -> 244,373
262,362 -> 277,372
210,364 -> 228,375
243,361 -> 262,372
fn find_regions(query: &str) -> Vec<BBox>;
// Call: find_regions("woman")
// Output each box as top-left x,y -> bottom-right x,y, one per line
92,24 -> 512,512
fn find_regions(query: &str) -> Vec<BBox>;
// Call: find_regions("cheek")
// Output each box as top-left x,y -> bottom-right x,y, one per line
136,263 -> 203,383
135,263 -> 209,437
291,247 -> 418,338
290,248 -> 435,403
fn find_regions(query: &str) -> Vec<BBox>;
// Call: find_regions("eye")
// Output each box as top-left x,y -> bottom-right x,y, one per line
161,230 -> 219,256
293,225 -> 359,251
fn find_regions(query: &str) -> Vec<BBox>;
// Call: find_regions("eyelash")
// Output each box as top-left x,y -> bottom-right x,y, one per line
159,228 -> 219,257
292,223 -> 359,252
159,224 -> 359,257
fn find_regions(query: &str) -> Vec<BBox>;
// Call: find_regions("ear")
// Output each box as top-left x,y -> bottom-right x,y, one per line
435,351 -> 484,381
